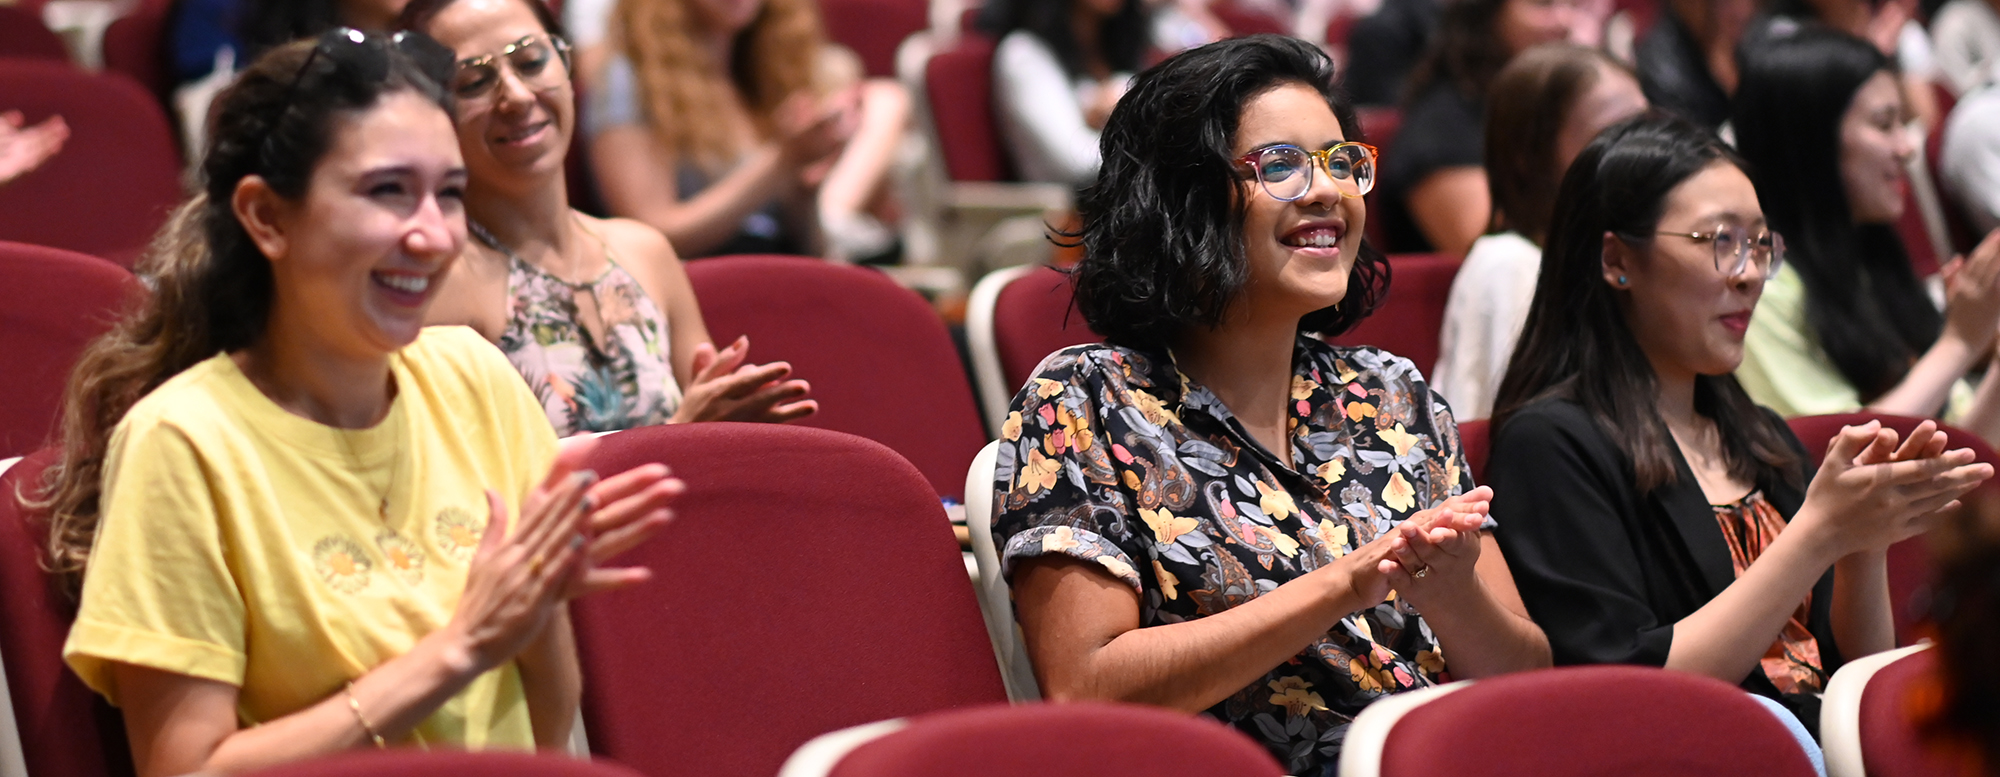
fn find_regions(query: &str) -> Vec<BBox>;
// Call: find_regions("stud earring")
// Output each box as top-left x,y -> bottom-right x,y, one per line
1618,275 -> 1627,285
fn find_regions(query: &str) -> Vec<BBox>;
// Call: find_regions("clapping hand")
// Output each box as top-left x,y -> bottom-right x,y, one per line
1378,486 -> 1491,607
671,336 -> 818,424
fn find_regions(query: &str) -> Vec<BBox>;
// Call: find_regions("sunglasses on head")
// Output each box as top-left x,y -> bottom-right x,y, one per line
260,27 -> 457,157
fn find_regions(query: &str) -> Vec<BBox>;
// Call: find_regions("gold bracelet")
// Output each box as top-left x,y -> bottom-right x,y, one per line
344,682 -> 388,749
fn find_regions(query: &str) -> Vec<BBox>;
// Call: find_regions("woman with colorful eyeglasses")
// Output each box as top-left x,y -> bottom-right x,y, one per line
397,0 -> 816,436
990,35 -> 1549,774
1732,25 -> 2000,448
1486,113 -> 1990,749
41,30 -> 680,774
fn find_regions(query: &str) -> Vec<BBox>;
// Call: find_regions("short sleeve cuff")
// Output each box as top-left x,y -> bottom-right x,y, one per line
64,617 -> 246,706
1000,525 -> 1144,594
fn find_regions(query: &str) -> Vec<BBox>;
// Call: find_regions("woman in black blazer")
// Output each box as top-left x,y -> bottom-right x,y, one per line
1484,113 -> 1991,738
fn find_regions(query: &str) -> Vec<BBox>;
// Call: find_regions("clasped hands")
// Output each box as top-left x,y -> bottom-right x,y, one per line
1336,486 -> 1494,611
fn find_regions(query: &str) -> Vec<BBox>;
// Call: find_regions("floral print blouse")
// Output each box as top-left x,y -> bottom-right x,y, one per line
992,337 -> 1483,775
499,253 -> 683,437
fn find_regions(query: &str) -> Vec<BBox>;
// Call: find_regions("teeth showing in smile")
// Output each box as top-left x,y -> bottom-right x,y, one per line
377,273 -> 429,294
1284,230 -> 1341,248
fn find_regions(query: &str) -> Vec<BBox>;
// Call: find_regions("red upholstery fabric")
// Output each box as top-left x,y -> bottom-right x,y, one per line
1898,181 -> 1941,279
685,255 -> 987,499
0,241 -> 142,458
1356,107 -> 1402,251
1325,253 -> 1459,377
1612,0 -> 1660,39
828,702 -> 1286,777
0,60 -> 180,263
924,34 -> 1011,183
1378,666 -> 1816,777
1857,649 -> 1982,777
241,752 -> 645,777
993,265 -> 1097,394
0,5 -> 68,61
1210,2 -> 1289,36
101,0 -> 170,98
1787,412 -> 2000,646
819,0 -> 926,78
0,450 -> 135,777
1458,418 -> 1489,485
574,423 -> 1007,777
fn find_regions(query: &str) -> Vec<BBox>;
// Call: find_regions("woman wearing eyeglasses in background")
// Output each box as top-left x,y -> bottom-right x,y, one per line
1732,25 -> 2000,447
992,35 -> 1549,775
397,0 -> 817,436
43,31 -> 679,774
1486,113 -> 1990,752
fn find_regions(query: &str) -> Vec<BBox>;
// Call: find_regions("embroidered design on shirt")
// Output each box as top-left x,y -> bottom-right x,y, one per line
375,530 -> 425,585
433,506 -> 484,562
311,536 -> 373,594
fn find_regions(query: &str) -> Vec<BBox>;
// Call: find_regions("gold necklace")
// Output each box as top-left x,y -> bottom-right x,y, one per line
336,402 -> 406,523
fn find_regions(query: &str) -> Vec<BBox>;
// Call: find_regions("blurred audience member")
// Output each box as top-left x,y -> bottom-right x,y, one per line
1382,0 -> 1605,257
1340,0 -> 1441,105
44,30 -> 677,771
1761,0 -> 1943,128
172,0 -> 415,86
1733,26 -> 2000,445
1942,85 -> 2000,233
1490,112 -> 1990,743
1932,0 -> 2000,95
1434,44 -> 1646,420
586,0 -> 910,260
981,0 -> 1150,187
561,0 -> 618,82
0,111 -> 67,187
1635,0 -> 1757,129
401,0 -> 816,435
1922,494 -> 2000,774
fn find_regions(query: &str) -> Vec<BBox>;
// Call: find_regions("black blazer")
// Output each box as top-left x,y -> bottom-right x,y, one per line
1487,397 -> 1840,731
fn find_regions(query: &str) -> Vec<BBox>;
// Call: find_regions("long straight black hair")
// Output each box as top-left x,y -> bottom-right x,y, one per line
1733,24 -> 1939,405
1493,113 -> 1801,493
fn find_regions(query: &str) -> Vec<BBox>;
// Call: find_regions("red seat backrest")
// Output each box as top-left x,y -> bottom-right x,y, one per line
1357,107 -> 1402,252
241,751 -> 644,777
101,0 -> 171,99
574,423 -> 1007,777
827,702 -> 1286,777
0,5 -> 68,61
1457,418 -> 1490,485
1857,649 -> 1979,777
684,255 -> 988,499
925,34 -> 1010,183
818,0 -> 927,79
1379,665 -> 1816,777
0,60 -> 181,264
1209,2 -> 1289,37
1786,412 -> 1999,646
0,241 -> 142,459
993,265 -> 1098,394
0,450 -> 135,777
1325,253 -> 1460,377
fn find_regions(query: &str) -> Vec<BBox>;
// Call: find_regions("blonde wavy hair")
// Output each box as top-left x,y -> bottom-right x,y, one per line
616,0 -> 824,168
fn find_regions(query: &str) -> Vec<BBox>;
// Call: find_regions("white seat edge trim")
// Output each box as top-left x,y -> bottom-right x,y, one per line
967,264 -> 1038,435
1335,680 -> 1474,777
964,440 -> 1041,701
1821,642 -> 1933,777
0,454 -> 27,777
775,717 -> 911,777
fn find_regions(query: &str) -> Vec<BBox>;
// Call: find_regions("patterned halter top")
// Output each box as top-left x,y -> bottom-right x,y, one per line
478,219 -> 684,436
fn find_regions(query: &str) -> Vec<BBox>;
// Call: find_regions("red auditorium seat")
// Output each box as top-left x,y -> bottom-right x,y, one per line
924,33 -> 1009,183
1343,665 -> 1817,777
1356,107 -> 1402,251
0,241 -> 142,459
819,0 -> 926,79
1787,412 -> 2000,647
1210,1 -> 1289,37
574,423 -> 1007,777
684,255 -> 988,499
1326,253 -> 1460,377
0,450 -> 135,777
0,60 -> 181,264
1457,418 -> 1489,484
1822,645 -> 1979,777
782,702 -> 1287,777
0,5 -> 68,61
101,0 -> 170,98
965,264 -> 1097,432
241,751 -> 644,777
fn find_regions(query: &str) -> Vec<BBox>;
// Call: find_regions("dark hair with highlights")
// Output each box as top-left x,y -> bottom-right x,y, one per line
1485,43 -> 1634,245
30,36 -> 455,594
1493,112 -> 1800,493
1069,34 -> 1390,350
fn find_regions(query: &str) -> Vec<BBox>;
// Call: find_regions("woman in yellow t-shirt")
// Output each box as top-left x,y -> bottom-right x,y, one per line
31,29 -> 680,775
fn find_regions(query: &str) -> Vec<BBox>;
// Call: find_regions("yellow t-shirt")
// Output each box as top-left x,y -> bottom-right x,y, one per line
63,326 -> 559,748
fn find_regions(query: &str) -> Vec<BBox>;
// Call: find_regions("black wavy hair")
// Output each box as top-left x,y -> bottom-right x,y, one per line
1069,34 -> 1389,350
1404,0 -> 1515,103
1733,24 -> 1937,405
1493,112 -> 1800,493
977,0 -> 1149,77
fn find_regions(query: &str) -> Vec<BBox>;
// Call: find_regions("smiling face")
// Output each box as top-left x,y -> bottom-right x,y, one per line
1231,82 -> 1365,325
1839,71 -> 1913,225
1609,161 -> 1768,380
425,0 -> 573,194
262,90 -> 467,358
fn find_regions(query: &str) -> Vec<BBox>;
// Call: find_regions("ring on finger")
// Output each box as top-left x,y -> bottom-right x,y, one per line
1411,565 -> 1431,579
529,551 -> 547,576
